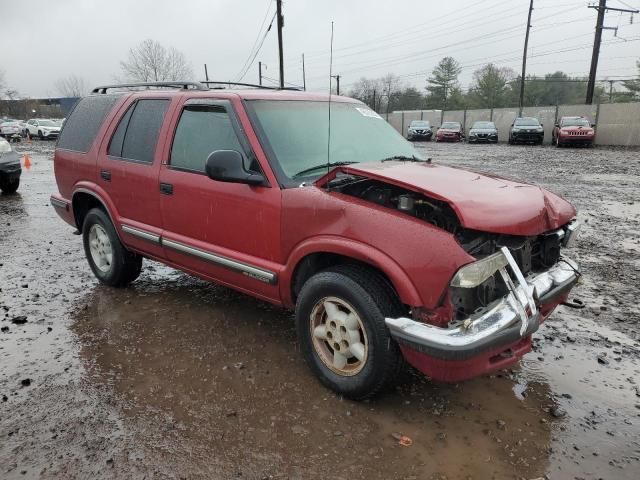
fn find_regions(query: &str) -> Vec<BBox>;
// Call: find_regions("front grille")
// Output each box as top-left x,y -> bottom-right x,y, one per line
568,130 -> 589,136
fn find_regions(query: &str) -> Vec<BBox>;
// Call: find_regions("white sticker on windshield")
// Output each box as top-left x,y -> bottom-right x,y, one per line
355,107 -> 383,119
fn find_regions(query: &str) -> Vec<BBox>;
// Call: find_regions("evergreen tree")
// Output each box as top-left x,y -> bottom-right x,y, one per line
425,57 -> 462,110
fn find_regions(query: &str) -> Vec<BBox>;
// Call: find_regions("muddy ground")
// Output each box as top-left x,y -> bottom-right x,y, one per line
1,140 -> 639,480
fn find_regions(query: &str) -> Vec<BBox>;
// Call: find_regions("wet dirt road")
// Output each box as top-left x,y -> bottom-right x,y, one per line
1,140 -> 639,479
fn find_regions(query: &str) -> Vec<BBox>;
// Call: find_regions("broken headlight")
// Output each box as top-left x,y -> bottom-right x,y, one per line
450,251 -> 508,288
563,219 -> 580,248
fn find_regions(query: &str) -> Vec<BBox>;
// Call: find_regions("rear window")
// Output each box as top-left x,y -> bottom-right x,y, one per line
57,95 -> 121,153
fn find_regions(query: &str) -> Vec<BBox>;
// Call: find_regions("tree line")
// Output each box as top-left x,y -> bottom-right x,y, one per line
349,57 -> 640,113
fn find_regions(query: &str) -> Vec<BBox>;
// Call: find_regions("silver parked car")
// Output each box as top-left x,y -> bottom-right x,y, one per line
468,121 -> 498,143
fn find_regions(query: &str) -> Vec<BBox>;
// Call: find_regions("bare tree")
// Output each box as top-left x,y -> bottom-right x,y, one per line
0,70 -> 6,95
55,74 -> 89,97
119,39 -> 193,83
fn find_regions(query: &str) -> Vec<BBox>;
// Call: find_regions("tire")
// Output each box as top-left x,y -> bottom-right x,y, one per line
0,177 -> 19,194
296,264 -> 405,400
37,130 -> 43,140
82,208 -> 142,287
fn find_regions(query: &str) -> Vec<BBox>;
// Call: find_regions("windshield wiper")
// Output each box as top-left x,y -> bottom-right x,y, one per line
292,161 -> 358,178
380,155 -> 422,162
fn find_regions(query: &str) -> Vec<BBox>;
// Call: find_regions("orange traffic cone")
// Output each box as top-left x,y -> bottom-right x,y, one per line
23,154 -> 32,169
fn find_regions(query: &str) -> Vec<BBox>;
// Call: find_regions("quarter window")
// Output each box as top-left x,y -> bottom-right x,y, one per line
108,99 -> 169,163
170,105 -> 244,173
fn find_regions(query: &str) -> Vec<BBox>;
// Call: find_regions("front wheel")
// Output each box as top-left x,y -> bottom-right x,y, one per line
0,177 -> 19,194
82,208 -> 142,287
296,265 -> 404,400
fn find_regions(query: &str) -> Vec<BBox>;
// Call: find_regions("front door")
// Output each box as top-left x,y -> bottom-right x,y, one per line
158,98 -> 282,303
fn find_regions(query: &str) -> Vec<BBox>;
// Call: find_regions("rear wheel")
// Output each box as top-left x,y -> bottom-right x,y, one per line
0,177 -> 19,194
37,130 -> 43,140
82,208 -> 142,287
296,264 -> 404,400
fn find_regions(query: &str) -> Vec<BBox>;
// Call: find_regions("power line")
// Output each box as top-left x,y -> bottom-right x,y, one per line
234,0 -> 274,81
236,11 -> 277,82
586,0 -> 638,103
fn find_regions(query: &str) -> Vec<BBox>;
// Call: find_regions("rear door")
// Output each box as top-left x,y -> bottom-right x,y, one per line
157,97 -> 282,303
97,97 -> 172,259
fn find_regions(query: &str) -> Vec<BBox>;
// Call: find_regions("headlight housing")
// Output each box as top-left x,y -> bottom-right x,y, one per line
450,251 -> 508,288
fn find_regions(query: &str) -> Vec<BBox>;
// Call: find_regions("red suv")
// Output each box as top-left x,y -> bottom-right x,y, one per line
553,116 -> 595,147
51,82 -> 581,399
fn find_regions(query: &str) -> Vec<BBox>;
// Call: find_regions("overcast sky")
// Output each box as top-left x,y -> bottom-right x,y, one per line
1,0 -> 639,98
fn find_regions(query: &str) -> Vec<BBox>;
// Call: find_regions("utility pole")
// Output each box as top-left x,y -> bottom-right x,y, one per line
608,79 -> 614,102
258,61 -> 263,86
204,64 -> 209,82
331,75 -> 341,95
276,0 -> 284,89
302,54 -> 306,91
519,0 -> 534,115
586,1 -> 638,104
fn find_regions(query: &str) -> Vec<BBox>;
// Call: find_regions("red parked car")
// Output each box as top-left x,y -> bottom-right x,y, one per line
553,116 -> 595,147
435,121 -> 463,142
51,82 -> 581,399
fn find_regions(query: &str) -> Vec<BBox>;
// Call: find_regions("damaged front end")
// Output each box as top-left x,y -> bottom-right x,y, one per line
385,221 -> 581,382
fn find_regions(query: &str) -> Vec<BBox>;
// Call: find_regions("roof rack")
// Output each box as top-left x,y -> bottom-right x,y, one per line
91,81 -> 208,94
200,81 -> 301,91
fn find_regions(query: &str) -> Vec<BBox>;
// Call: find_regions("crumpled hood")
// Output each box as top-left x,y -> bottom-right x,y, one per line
333,161 -> 576,236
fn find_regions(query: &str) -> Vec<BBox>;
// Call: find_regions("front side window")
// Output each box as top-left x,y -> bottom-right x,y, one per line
170,104 -> 244,173
247,100 -> 421,184
110,99 -> 169,163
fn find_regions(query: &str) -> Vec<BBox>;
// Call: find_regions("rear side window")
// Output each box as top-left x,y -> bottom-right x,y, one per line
170,105 -> 243,173
57,95 -> 121,153
108,99 -> 169,163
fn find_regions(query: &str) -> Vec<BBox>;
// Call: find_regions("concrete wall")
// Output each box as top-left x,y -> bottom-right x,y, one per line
464,109 -> 491,133
596,102 -> 640,146
387,102 -> 640,147
491,108 -> 519,141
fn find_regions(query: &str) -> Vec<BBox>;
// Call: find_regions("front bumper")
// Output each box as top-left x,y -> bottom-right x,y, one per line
386,248 -> 580,381
408,131 -> 432,139
511,131 -> 543,142
41,131 -> 60,138
559,134 -> 594,144
0,153 -> 22,179
469,134 -> 498,143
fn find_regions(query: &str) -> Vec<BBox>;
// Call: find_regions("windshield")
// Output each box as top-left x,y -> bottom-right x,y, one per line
472,121 -> 495,129
38,120 -> 56,127
514,118 -> 540,126
248,100 -> 422,182
410,121 -> 430,127
562,117 -> 590,127
440,122 -> 460,129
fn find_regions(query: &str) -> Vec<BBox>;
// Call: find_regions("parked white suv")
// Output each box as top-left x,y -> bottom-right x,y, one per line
25,119 -> 61,139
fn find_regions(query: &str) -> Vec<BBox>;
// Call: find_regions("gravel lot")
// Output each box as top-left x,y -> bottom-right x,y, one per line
1,140 -> 639,479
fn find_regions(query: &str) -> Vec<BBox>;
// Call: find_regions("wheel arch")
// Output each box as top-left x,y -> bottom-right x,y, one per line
283,237 -> 422,309
71,186 -> 121,241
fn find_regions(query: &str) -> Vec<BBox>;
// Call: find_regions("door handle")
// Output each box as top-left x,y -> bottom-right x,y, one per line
160,183 -> 173,195
100,170 -> 111,181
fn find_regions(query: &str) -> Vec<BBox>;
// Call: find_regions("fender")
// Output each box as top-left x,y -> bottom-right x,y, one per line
72,182 -> 123,241
280,235 -> 423,309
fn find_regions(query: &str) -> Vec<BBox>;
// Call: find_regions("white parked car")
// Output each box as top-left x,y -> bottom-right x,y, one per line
25,119 -> 61,139
0,121 -> 24,141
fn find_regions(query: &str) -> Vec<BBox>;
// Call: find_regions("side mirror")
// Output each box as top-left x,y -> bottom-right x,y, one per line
205,150 -> 265,186
540,123 -> 544,127
591,123 -> 596,128
555,123 -> 560,128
